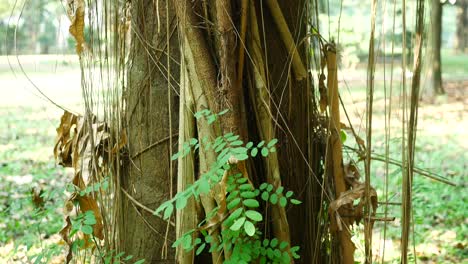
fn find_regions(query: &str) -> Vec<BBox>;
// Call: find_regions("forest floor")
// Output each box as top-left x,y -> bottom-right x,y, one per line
0,55 -> 466,263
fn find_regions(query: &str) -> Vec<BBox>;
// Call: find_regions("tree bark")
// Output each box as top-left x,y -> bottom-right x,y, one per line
425,0 -> 444,97
120,1 -> 179,262
455,0 -> 468,53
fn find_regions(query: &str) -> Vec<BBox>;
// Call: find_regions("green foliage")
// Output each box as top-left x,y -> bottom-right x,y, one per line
157,110 -> 302,263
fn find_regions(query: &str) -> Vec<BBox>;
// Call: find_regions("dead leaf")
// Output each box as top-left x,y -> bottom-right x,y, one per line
66,0 -> 86,55
78,195 -> 104,240
31,188 -> 45,209
329,183 -> 378,225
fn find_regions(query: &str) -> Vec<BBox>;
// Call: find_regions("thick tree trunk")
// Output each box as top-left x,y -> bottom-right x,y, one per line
425,0 -> 444,97
256,1 -> 325,262
120,1 -> 179,262
120,1 -> 328,263
455,0 -> 468,53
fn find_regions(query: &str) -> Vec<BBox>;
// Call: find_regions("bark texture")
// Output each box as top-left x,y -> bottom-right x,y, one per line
425,0 -> 444,97
455,0 -> 468,53
120,1 -> 179,262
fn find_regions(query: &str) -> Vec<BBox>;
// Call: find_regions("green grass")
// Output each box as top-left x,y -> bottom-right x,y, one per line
0,106 -> 71,263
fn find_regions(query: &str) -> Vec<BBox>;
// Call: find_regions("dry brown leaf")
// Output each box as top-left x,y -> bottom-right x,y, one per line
329,183 -> 378,225
78,195 -> 104,239
67,0 -> 86,55
344,163 -> 361,187
31,188 -> 45,209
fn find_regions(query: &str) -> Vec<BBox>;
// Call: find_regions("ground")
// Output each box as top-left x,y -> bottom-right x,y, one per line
0,54 -> 466,263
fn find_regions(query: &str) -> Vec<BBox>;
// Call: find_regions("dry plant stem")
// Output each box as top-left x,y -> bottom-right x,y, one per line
176,60 -> 198,264
236,0 -> 248,91
402,0 -> 425,262
400,0 -> 409,262
326,46 -> 355,264
265,0 -> 307,80
364,0 -> 378,262
247,0 -> 292,254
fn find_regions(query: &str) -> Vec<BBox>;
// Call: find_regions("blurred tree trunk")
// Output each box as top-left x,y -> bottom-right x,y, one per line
425,0 -> 444,97
454,0 -> 468,53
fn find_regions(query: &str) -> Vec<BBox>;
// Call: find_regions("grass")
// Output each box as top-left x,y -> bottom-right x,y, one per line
0,52 -> 466,263
339,57 -> 467,263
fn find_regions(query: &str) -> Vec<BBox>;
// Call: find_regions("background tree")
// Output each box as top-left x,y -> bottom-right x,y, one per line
425,0 -> 445,96
454,0 -> 468,52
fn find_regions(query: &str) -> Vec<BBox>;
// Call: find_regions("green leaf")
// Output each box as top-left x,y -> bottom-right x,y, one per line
257,141 -> 265,147
230,217 -> 246,231
270,238 -> 278,247
171,152 -> 180,161
251,147 -> 258,157
227,198 -> 241,210
261,191 -> 269,201
263,239 -> 269,247
279,241 -> 288,250
176,196 -> 188,210
269,193 -> 278,205
83,217 -> 96,225
340,129 -> 347,143
207,115 -> 216,124
163,204 -> 174,220
243,199 -> 260,208
236,177 -> 248,184
276,186 -> 284,194
134,259 -> 145,264
239,183 -> 253,191
81,225 -> 93,235
285,190 -> 294,198
259,183 -> 268,190
230,140 -> 244,146
243,220 -> 256,236
215,142 -> 227,152
267,138 -> 278,147
290,199 -> 302,205
279,197 -> 287,207
266,184 -> 273,192
226,208 -> 244,223
124,255 -> 133,261
182,235 -> 192,250
199,179 -> 210,194
245,210 -> 263,222
240,191 -> 256,199
261,147 -> 269,157
269,147 -> 276,153
236,153 -> 249,161
246,142 -> 254,148
196,243 -> 206,255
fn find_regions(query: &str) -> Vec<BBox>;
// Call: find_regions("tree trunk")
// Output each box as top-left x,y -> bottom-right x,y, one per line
120,0 -> 336,263
425,0 -> 444,97
120,1 -> 179,262
455,0 -> 468,53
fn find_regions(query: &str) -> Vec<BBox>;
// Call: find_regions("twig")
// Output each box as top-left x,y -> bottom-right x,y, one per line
120,187 -> 175,226
131,133 -> 179,159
